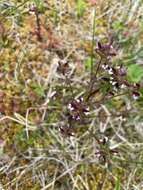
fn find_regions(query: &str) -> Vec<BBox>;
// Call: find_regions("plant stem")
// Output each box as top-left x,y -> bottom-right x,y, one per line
35,10 -> 42,41
88,8 -> 96,99
65,76 -> 74,100
90,8 -> 96,83
94,57 -> 102,78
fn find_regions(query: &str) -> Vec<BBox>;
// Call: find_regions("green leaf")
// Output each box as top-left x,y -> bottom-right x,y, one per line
136,47 -> 143,59
112,21 -> 124,31
33,0 -> 44,11
114,178 -> 121,190
32,84 -> 45,97
76,0 -> 86,17
84,57 -> 92,70
127,64 -> 143,83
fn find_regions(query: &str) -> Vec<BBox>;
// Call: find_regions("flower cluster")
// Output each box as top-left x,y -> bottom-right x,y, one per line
101,58 -> 140,99
96,40 -> 116,59
91,39 -> 141,103
57,39 -> 141,137
68,97 -> 89,121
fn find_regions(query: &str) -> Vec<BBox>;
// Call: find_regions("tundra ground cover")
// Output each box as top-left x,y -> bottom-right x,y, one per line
0,0 -> 143,189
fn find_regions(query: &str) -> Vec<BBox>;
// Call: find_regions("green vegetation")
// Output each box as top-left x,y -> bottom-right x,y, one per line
0,0 -> 143,189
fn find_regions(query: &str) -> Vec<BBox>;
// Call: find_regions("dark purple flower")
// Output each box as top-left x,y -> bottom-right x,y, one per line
59,125 -> 74,137
96,40 -> 116,58
68,97 -> 89,121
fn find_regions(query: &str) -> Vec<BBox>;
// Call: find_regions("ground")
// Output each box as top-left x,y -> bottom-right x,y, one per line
0,0 -> 143,189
